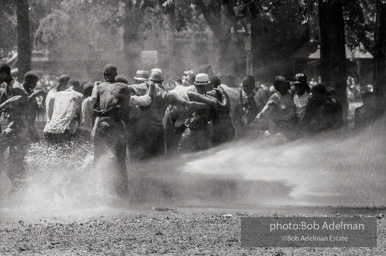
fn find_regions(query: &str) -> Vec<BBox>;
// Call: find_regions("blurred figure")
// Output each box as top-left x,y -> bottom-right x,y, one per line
302,84 -> 343,135
0,64 -> 37,190
44,75 -> 83,144
133,70 -> 149,84
129,68 -> 204,160
165,74 -> 195,153
293,73 -> 311,125
22,71 -> 44,142
178,73 -> 215,153
79,82 -> 95,141
216,76 -> 243,138
242,75 -> 269,124
208,86 -> 235,146
91,65 -> 130,196
256,76 -> 298,140
354,91 -> 383,129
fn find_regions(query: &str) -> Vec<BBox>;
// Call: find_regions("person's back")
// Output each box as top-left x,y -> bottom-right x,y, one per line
95,82 -> 130,114
47,88 -> 82,134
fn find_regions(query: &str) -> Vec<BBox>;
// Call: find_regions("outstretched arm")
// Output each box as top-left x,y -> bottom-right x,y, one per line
0,95 -> 24,112
187,91 -> 218,109
128,81 -> 155,107
255,100 -> 276,121
215,86 -> 230,113
27,90 -> 44,103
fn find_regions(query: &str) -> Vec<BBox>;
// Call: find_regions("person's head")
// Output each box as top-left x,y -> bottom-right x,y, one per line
116,75 -> 129,84
0,64 -> 12,85
103,64 -> 118,83
211,75 -> 221,89
362,91 -> 376,108
172,78 -> 183,87
182,70 -> 195,86
83,82 -> 94,98
57,74 -> 71,92
273,76 -> 290,95
68,78 -> 81,92
194,73 -> 211,94
311,83 -> 328,100
23,71 -> 39,90
293,73 -> 310,96
150,68 -> 164,84
242,75 -> 256,95
198,64 -> 213,79
133,70 -> 149,84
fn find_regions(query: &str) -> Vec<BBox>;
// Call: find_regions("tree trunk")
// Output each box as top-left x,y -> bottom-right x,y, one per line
122,0 -> 146,78
16,0 -> 31,81
318,0 -> 348,120
374,0 -> 386,107
195,0 -> 235,73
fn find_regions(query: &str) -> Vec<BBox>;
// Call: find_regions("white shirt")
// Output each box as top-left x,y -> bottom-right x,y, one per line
293,91 -> 310,122
170,84 -> 195,101
44,88 -> 83,134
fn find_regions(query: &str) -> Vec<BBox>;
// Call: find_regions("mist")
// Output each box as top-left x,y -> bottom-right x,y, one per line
1,114 -> 385,219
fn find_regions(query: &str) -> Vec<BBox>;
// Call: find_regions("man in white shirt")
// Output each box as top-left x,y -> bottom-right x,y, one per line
44,75 -> 83,144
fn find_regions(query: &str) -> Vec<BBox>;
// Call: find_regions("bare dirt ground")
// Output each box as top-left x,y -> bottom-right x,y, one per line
0,206 -> 385,256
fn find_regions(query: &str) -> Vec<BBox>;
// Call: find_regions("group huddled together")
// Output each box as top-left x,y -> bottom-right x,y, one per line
0,62 -> 383,195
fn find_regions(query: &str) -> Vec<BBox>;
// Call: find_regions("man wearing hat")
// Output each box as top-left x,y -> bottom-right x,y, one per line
178,73 -> 218,153
133,70 -> 149,84
0,64 -> 36,191
129,68 -> 206,160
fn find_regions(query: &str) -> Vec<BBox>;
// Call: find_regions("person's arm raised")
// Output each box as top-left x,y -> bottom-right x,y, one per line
0,95 -> 24,112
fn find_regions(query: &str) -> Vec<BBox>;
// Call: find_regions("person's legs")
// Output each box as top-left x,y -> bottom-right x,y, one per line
1,123 -> 29,190
114,133 -> 128,197
94,118 -> 128,197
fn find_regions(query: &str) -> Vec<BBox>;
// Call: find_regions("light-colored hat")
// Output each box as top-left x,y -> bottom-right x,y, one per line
194,73 -> 210,86
133,70 -> 149,81
150,68 -> 164,82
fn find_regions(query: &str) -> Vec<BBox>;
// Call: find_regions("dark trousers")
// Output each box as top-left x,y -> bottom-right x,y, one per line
129,121 -> 165,161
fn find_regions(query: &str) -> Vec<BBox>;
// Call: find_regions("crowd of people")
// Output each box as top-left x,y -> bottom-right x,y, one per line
0,62 -> 384,195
